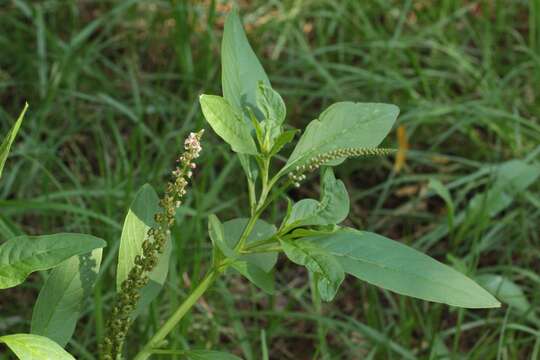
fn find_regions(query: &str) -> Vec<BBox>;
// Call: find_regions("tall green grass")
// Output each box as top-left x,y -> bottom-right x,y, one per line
1,1 -> 539,359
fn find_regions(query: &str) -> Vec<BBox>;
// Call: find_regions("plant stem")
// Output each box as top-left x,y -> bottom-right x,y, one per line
236,157 -> 272,250
241,245 -> 281,254
133,269 -> 220,360
134,155 -> 281,358
235,212 -> 261,251
310,272 -> 330,359
257,157 -> 271,210
247,177 -> 257,216
242,236 -> 278,251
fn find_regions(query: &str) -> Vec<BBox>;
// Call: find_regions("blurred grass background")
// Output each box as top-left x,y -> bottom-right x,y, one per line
1,0 -> 540,359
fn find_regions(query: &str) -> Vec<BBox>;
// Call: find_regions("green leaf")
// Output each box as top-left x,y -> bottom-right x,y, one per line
256,82 -> 285,149
467,160 -> 540,218
238,153 -> 258,182
475,274 -> 532,318
31,248 -> 102,346
494,159 -> 540,191
466,189 -> 510,220
223,218 -> 277,273
209,214 -> 236,258
248,107 -> 265,147
281,198 -> 293,227
280,238 -> 344,301
287,226 -> 338,239
0,103 -> 28,179
0,233 -> 106,289
416,159 -> 540,249
285,168 -> 349,229
207,218 -> 278,293
269,129 -> 298,156
0,333 -> 75,360
117,184 -> 158,288
231,261 -> 275,294
280,102 -> 398,176
256,82 -> 286,125
116,184 -> 171,317
220,10 -> 269,181
309,228 -> 500,308
199,94 -> 258,155
220,218 -> 277,294
186,349 -> 242,360
221,10 -> 270,118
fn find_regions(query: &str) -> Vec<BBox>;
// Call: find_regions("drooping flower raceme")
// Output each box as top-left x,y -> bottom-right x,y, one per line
101,130 -> 204,360
288,147 -> 396,187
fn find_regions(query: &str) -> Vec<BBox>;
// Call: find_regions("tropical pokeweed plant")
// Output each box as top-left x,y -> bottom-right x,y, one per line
0,10 -> 500,360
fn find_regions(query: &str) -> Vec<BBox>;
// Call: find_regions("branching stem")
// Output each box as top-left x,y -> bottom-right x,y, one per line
133,269 -> 220,360
134,154 -> 283,359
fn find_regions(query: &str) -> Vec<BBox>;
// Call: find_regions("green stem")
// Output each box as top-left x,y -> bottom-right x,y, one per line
134,156 -> 286,359
247,178 -> 257,216
234,212 -> 261,251
241,245 -> 281,254
310,272 -> 330,359
133,269 -> 220,360
236,157 -> 272,250
242,236 -> 278,251
257,157 -> 271,210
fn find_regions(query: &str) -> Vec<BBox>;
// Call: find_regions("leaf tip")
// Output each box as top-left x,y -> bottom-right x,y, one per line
388,104 -> 400,118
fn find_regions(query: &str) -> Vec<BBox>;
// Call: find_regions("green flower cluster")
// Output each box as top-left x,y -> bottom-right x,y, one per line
288,147 -> 395,187
100,130 -> 204,360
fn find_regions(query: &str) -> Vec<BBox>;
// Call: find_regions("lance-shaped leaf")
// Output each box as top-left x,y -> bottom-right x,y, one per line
309,228 -> 500,308
280,238 -> 344,301
0,233 -> 106,289
285,168 -> 349,229
256,82 -> 286,125
221,10 -> 269,181
116,184 -> 172,317
279,102 -> 398,176
0,103 -> 28,179
221,10 -> 270,118
31,248 -> 102,346
199,95 -> 258,155
0,333 -> 75,360
256,82 -> 286,148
